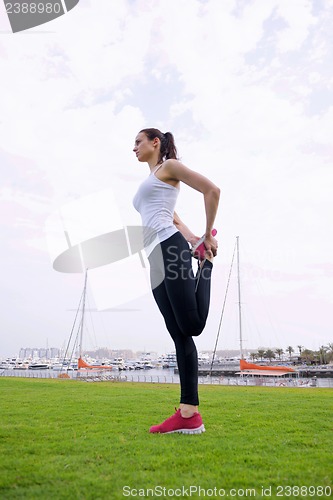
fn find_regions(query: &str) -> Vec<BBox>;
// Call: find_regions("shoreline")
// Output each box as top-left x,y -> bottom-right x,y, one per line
1,367 -> 332,388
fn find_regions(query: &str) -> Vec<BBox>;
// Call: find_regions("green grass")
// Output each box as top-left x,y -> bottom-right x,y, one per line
0,378 -> 332,499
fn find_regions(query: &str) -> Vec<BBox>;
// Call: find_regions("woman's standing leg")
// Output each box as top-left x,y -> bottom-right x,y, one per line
149,278 -> 205,433
152,281 -> 199,405
147,233 -> 213,433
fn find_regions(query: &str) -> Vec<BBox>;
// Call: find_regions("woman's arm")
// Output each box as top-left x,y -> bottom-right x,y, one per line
165,160 -> 220,254
173,211 -> 199,247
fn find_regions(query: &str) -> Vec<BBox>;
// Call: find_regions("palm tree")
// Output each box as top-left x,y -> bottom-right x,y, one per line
286,346 -> 294,360
326,343 -> 333,363
250,352 -> 258,362
257,349 -> 265,361
264,349 -> 276,362
275,348 -> 284,360
318,345 -> 328,365
297,345 -> 303,357
301,349 -> 315,364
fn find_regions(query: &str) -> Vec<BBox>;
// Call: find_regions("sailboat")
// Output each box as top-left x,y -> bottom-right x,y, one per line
211,237 -> 295,377
236,237 -> 295,376
67,269 -> 115,371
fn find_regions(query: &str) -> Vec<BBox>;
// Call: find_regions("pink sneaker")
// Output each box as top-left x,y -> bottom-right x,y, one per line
149,409 -> 205,434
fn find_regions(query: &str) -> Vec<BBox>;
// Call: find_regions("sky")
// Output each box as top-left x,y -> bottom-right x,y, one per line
0,0 -> 332,359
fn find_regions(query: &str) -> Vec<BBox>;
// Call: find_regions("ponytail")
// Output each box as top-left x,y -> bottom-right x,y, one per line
140,128 -> 178,162
161,132 -> 178,162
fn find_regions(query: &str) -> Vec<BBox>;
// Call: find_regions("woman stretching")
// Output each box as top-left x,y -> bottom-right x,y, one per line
133,128 -> 220,434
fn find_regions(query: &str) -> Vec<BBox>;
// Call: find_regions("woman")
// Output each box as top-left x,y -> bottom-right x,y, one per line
133,128 -> 220,434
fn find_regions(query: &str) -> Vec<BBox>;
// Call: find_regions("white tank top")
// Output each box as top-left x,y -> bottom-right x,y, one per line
133,164 -> 179,255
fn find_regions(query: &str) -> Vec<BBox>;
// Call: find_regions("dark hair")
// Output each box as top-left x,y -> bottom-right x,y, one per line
140,128 -> 178,163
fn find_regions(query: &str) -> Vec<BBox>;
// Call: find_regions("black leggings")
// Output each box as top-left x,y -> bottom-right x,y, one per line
148,231 -> 213,406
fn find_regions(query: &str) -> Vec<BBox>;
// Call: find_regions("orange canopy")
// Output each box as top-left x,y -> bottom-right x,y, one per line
240,359 -> 295,373
78,357 -> 113,370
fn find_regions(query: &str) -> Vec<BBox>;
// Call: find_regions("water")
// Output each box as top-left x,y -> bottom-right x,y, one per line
1,367 -> 332,387
0,367 -> 178,383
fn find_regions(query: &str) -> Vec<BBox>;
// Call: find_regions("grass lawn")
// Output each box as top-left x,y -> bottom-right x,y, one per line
0,378 -> 332,499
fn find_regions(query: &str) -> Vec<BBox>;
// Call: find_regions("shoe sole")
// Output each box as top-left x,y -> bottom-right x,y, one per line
162,424 -> 206,435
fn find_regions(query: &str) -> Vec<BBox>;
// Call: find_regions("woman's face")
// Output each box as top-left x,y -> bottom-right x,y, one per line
133,132 -> 156,162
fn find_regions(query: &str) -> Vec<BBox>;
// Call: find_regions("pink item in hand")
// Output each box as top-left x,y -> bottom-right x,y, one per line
192,229 -> 217,261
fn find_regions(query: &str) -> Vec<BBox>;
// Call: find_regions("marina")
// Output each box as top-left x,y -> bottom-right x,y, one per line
1,364 -> 332,388
2,239 -> 332,389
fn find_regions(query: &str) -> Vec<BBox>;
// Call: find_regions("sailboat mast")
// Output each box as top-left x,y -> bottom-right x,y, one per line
236,236 -> 244,359
78,269 -> 88,359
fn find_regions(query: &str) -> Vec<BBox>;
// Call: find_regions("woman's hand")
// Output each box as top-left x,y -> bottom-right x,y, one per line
204,234 -> 218,256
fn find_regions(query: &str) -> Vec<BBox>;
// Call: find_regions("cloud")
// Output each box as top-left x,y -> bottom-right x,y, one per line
0,0 -> 332,356
275,0 -> 317,53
